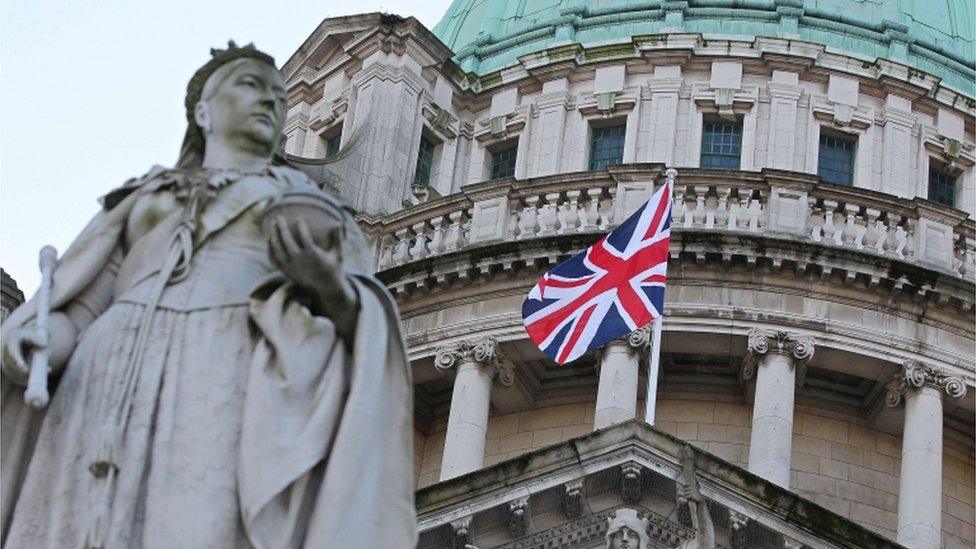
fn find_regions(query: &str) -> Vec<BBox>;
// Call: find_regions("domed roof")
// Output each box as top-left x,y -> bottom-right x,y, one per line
432,0 -> 974,96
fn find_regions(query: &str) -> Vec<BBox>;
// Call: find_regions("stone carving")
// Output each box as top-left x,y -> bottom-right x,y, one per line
783,535 -> 804,549
451,515 -> 473,548
741,329 -> 814,382
507,496 -> 530,538
563,479 -> 586,518
434,336 -> 513,387
621,463 -> 644,504
728,509 -> 749,532
0,43 -> 415,548
605,508 -> 650,548
494,505 -> 692,549
885,359 -> 969,407
677,445 -> 716,549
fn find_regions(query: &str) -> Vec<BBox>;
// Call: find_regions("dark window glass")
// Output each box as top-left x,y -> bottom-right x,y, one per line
325,134 -> 341,158
817,133 -> 856,186
490,144 -> 518,180
589,124 -> 625,171
700,121 -> 742,169
414,135 -> 435,186
928,167 -> 956,207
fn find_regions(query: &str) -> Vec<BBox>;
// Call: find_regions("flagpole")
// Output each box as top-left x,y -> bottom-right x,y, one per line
644,316 -> 663,425
645,168 -> 675,426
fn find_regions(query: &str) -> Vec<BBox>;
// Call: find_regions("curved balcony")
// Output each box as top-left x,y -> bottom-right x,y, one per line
364,165 -> 975,303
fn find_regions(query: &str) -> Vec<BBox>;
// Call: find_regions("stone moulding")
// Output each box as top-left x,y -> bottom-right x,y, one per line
885,359 -> 970,407
415,420 -> 903,549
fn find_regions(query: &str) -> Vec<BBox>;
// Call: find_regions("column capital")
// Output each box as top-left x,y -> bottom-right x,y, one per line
434,336 -> 512,386
598,324 -> 652,363
885,360 -> 968,407
742,329 -> 814,381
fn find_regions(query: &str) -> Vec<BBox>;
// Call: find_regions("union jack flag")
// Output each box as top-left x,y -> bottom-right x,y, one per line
522,181 -> 671,365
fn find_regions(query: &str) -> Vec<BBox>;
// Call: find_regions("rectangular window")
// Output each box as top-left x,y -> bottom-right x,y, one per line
414,135 -> 435,186
928,166 -> 956,208
700,120 -> 743,169
817,132 -> 856,186
589,124 -> 625,171
323,124 -> 343,159
490,143 -> 518,180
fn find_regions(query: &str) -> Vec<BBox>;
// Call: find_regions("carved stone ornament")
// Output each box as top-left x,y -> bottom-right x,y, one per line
507,496 -> 530,538
598,324 -> 653,365
741,329 -> 815,381
563,479 -> 586,518
450,515 -> 473,549
434,337 -> 513,387
885,360 -> 969,407
728,509 -> 749,532
621,463 -> 643,504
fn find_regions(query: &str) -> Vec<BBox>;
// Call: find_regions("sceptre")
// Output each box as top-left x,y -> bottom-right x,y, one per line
24,245 -> 57,409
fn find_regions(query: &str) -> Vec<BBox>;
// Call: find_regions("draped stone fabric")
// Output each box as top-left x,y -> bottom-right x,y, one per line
0,167 -> 416,548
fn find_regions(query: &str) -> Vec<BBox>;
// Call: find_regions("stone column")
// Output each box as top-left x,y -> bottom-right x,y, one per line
886,361 -> 968,549
594,326 -> 650,430
741,329 -> 814,488
435,337 -> 511,481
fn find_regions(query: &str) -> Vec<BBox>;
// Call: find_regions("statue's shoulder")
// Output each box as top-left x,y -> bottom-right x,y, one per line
100,165 -> 178,209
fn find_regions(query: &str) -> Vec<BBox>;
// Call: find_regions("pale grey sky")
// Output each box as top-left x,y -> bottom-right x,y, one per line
1,0 -> 450,295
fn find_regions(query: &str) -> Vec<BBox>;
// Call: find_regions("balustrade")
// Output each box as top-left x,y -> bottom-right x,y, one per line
367,170 -> 973,284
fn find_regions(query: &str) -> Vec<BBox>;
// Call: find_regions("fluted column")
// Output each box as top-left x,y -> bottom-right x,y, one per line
594,326 -> 651,430
741,329 -> 814,487
435,337 -> 512,481
886,361 -> 968,549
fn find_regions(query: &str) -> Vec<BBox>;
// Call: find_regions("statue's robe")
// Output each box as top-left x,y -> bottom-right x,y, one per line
1,166 -> 416,548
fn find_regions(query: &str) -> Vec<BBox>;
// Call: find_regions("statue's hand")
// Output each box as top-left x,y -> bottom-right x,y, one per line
1,324 -> 48,384
268,215 -> 358,323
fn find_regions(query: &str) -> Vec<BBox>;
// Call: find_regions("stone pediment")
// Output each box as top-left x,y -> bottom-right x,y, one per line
416,421 -> 902,549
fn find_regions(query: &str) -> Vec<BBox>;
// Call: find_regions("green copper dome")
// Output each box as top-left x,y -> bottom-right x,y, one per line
432,0 -> 974,96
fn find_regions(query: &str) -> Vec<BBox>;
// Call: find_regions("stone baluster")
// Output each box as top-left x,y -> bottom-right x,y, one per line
883,213 -> 901,257
391,228 -> 411,265
428,215 -> 446,256
741,329 -> 814,488
885,361 -> 968,549
861,208 -> 881,252
702,187 -> 716,229
408,221 -> 429,260
807,197 -> 823,242
435,337 -> 513,480
671,184 -> 686,227
443,211 -> 465,252
820,200 -> 838,244
580,188 -> 600,232
691,186 -> 707,227
902,218 -> 916,260
840,204 -> 859,248
560,190 -> 581,233
538,193 -> 560,235
519,195 -> 540,239
601,186 -> 617,229
714,187 -> 730,229
746,191 -> 763,232
594,325 -> 651,430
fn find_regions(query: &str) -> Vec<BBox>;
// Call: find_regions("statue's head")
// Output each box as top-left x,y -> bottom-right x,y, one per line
177,42 -> 284,168
605,509 -> 649,549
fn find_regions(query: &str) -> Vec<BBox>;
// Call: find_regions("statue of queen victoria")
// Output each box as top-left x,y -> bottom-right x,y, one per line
0,43 -> 416,548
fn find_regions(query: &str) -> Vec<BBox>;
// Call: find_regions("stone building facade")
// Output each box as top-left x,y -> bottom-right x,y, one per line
279,3 -> 975,548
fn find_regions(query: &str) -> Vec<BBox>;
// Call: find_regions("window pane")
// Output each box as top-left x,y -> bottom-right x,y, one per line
817,133 -> 855,186
414,135 -> 435,186
928,167 -> 956,207
589,124 -> 625,171
700,121 -> 742,169
325,134 -> 341,158
490,144 -> 518,180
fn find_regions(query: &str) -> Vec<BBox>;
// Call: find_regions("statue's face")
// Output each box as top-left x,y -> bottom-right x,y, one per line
197,58 -> 286,154
609,526 -> 640,549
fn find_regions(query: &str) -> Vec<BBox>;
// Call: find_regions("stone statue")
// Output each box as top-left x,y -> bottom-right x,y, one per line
0,43 -> 416,548
605,508 -> 650,549
677,445 -> 715,549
